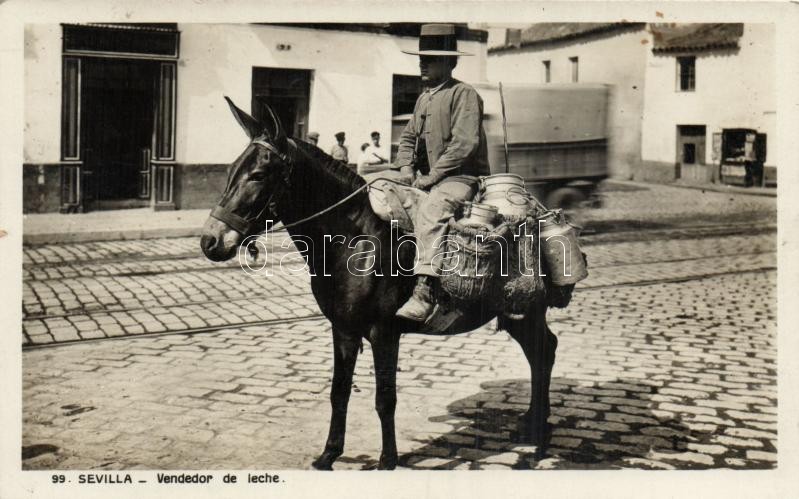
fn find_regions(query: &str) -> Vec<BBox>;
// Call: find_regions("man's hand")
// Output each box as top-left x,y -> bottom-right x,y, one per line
412,174 -> 441,190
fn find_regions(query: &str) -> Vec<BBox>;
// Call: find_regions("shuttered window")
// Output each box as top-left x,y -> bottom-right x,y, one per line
154,62 -> 176,160
61,57 -> 81,160
678,56 -> 696,91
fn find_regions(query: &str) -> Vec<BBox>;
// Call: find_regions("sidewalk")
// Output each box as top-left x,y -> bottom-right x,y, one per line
606,178 -> 776,198
23,208 -> 209,245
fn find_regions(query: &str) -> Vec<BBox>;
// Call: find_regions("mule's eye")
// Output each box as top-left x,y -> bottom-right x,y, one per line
249,170 -> 267,182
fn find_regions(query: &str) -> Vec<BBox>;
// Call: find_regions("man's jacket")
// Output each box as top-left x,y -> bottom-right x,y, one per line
330,144 -> 349,163
394,79 -> 490,181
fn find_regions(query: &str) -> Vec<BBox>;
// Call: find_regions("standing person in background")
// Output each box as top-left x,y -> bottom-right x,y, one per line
306,131 -> 320,147
330,132 -> 349,163
367,131 -> 388,163
357,131 -> 390,175
357,142 -> 372,174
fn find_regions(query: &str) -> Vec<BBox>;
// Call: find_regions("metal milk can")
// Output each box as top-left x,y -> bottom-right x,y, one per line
460,202 -> 498,229
538,209 -> 588,286
480,174 -> 530,223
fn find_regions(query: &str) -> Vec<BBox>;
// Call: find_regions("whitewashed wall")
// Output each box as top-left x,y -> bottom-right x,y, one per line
23,24 -> 486,166
24,24 -> 62,164
176,24 -> 487,164
486,27 -> 648,179
641,24 -> 776,168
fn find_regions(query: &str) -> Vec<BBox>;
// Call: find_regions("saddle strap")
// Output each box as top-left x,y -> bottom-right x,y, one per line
382,182 -> 414,231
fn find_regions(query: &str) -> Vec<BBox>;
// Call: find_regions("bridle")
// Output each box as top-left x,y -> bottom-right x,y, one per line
210,137 -> 297,236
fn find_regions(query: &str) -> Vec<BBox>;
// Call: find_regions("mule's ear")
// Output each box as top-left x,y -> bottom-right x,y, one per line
262,103 -> 288,151
225,96 -> 263,140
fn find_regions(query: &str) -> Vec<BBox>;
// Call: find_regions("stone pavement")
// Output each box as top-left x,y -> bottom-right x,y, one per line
581,180 -> 775,228
21,231 -> 775,346
22,269 -> 776,470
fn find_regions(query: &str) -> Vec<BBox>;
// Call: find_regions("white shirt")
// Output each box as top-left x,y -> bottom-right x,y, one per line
357,144 -> 389,174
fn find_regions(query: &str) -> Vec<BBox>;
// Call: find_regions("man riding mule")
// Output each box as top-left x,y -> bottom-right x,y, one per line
393,23 -> 491,322
200,25 -> 566,470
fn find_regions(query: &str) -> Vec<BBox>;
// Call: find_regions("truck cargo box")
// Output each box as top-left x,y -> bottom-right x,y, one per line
474,82 -> 610,182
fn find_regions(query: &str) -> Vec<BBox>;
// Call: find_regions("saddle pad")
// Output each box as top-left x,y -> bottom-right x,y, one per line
365,172 -> 428,233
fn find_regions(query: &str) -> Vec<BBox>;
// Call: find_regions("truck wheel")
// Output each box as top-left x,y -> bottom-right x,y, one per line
546,187 -> 586,210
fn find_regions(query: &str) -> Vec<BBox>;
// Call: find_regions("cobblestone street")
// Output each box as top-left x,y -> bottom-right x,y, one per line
21,182 -> 778,470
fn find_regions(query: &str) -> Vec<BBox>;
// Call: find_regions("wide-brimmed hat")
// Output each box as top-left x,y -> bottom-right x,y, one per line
401,23 -> 473,57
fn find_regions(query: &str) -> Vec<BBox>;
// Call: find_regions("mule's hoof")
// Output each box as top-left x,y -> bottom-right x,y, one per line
311,454 -> 336,470
311,460 -> 332,471
513,419 -> 552,448
378,453 -> 398,470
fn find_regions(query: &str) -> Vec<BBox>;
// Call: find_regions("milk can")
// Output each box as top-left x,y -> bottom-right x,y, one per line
538,209 -> 588,286
460,202 -> 498,229
480,174 -> 530,223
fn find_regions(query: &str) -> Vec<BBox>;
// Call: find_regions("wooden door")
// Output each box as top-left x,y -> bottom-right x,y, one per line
677,125 -> 707,181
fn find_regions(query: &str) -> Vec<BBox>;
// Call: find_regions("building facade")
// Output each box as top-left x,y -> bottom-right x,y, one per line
641,23 -> 776,185
486,23 -> 776,186
23,23 -> 487,213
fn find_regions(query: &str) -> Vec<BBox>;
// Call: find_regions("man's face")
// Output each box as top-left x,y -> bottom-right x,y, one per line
419,56 -> 454,84
372,135 -> 380,146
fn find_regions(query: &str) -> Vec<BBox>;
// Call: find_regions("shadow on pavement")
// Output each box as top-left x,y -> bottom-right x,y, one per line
396,377 -> 774,470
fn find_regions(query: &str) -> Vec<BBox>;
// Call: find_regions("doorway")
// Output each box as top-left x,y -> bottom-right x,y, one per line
676,125 -> 707,181
81,58 -> 159,209
251,68 -> 312,140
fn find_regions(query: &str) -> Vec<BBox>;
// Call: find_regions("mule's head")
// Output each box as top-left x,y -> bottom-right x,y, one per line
201,97 -> 292,262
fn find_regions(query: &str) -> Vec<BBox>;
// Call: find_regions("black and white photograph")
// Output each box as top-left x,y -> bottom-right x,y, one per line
1,1 -> 798,498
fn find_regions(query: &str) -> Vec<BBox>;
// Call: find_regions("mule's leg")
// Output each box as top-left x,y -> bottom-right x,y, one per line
503,306 -> 558,452
369,324 -> 401,470
312,329 -> 361,470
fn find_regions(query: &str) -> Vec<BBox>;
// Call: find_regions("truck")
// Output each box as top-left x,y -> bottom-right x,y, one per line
391,82 -> 610,209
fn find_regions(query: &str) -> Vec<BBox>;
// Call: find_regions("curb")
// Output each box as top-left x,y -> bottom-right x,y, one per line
23,227 -> 204,246
669,182 -> 776,198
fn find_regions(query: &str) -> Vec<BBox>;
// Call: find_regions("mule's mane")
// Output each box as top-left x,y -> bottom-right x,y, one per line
293,139 -> 366,194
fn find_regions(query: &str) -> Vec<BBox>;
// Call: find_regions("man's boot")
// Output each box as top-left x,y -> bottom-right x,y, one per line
396,276 -> 435,322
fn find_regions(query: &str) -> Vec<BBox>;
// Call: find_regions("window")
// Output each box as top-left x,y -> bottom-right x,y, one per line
392,74 -> 422,116
569,56 -> 579,82
542,60 -> 551,83
677,56 -> 696,91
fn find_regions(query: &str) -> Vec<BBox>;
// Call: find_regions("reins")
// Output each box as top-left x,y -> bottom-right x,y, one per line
265,177 -> 418,233
212,134 -> 422,235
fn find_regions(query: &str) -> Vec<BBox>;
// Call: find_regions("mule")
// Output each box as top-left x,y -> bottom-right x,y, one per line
201,98 -> 559,470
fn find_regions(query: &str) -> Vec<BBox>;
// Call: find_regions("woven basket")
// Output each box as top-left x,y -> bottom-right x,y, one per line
440,219 -> 510,302
500,217 -> 548,317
